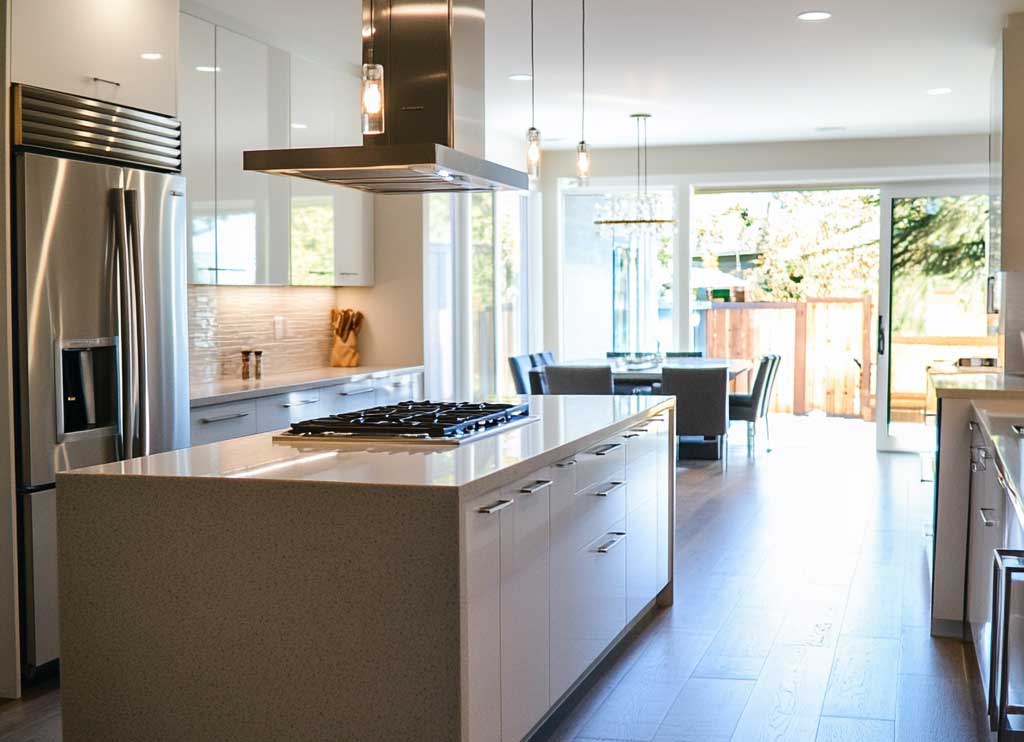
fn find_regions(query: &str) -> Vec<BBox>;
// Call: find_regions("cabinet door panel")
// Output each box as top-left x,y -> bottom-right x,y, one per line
463,491 -> 502,742
322,381 -> 378,415
255,391 -> 323,433
550,520 -> 626,703
12,0 -> 177,115
500,474 -> 551,742
215,28 -> 289,285
180,15 -> 217,283
189,400 -> 257,445
626,489 -> 658,621
657,415 -> 672,590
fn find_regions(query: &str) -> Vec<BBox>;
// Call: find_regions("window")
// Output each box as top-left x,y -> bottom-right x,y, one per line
424,193 -> 530,400
562,189 -> 674,360
426,194 -> 457,400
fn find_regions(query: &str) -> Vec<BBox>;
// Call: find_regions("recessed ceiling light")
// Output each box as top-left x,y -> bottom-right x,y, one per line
195,65 -> 220,73
290,123 -> 308,129
797,11 -> 832,21
140,52 -> 163,60
508,73 -> 533,81
927,87 -> 953,96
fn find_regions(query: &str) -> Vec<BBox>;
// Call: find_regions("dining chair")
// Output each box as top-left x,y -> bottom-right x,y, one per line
530,351 -> 555,367
661,366 -> 729,466
508,355 -> 533,395
544,365 -> 615,395
665,351 -> 704,358
527,367 -> 548,394
758,355 -> 782,448
728,355 -> 773,455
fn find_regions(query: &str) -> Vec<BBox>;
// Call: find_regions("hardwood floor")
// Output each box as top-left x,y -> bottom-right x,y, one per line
0,416 -> 991,742
533,416 -> 991,742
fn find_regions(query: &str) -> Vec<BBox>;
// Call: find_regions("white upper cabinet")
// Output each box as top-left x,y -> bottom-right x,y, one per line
215,28 -> 290,285
289,58 -> 374,287
179,14 -> 217,284
11,0 -> 178,116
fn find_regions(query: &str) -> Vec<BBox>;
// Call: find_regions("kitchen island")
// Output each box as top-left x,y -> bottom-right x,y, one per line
56,395 -> 675,742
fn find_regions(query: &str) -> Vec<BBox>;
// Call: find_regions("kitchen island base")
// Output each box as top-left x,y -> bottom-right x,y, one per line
56,396 -> 675,742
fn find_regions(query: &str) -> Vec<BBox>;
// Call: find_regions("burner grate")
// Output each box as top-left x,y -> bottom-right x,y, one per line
286,401 -> 531,439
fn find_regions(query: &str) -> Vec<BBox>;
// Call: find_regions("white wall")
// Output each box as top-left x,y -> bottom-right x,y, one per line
539,134 -> 990,358
337,195 -> 425,368
0,0 -> 20,700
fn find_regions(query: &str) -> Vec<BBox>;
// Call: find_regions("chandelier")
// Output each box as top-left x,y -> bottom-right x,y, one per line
593,113 -> 676,239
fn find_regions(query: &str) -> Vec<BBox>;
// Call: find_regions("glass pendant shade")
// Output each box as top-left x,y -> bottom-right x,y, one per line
361,63 -> 385,135
526,127 -> 542,182
576,141 -> 592,183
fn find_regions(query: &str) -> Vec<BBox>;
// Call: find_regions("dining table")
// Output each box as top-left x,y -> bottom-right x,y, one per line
528,357 -> 754,392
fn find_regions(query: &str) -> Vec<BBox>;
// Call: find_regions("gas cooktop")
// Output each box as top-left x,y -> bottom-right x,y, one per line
275,401 -> 535,445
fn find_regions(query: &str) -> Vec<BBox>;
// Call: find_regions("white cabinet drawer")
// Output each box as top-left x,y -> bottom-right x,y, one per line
374,373 -> 421,407
321,381 -> 377,415
189,400 -> 257,445
255,391 -> 322,433
550,520 -> 627,704
626,494 -> 658,621
559,475 -> 627,553
622,414 -> 668,465
575,437 -> 627,493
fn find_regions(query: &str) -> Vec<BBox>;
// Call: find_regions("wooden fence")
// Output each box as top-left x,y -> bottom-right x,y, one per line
703,297 -> 875,419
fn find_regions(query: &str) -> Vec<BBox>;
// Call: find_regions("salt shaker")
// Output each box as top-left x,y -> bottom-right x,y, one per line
241,350 -> 252,380
254,350 -> 263,379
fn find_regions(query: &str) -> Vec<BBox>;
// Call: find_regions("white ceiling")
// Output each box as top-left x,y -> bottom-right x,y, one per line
192,0 -> 1024,149
488,0 -> 1024,148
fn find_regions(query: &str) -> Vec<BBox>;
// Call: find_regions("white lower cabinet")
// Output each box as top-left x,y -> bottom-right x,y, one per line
255,390 -> 323,433
499,473 -> 552,742
463,415 -> 670,741
189,400 -> 257,445
322,380 -> 378,415
463,490 -> 502,742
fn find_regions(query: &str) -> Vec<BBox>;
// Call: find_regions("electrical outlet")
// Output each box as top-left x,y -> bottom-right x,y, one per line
274,316 -> 287,339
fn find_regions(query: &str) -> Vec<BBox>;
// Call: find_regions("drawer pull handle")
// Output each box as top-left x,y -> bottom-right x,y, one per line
282,399 -> 318,408
622,433 -> 641,439
339,387 -> 374,396
478,499 -> 514,515
597,532 -> 626,553
556,459 -> 577,468
519,480 -> 552,494
593,481 -> 625,497
980,508 -> 1000,528
588,443 -> 623,456
199,412 -> 249,424
92,76 -> 121,87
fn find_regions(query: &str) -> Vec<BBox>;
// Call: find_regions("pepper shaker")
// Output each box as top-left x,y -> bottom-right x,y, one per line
254,350 -> 263,379
241,350 -> 252,380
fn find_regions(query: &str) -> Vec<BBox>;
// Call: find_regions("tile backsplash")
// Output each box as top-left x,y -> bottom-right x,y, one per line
188,285 -> 338,384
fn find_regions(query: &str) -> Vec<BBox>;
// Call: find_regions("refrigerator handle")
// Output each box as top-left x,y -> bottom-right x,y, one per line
124,190 -> 149,456
113,189 -> 139,460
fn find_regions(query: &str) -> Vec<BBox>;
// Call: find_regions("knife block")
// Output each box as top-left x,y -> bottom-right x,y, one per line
331,333 -> 360,368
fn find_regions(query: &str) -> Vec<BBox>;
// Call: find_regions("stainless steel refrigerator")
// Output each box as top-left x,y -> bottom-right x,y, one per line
12,86 -> 189,673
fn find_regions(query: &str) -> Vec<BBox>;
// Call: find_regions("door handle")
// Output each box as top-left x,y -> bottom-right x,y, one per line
592,481 -> 626,497
988,275 -> 998,315
113,188 -> 138,461
478,499 -> 514,515
596,532 -> 626,553
877,315 -> 886,356
519,480 -> 552,494
199,412 -> 250,424
979,507 -> 999,528
124,189 -> 149,457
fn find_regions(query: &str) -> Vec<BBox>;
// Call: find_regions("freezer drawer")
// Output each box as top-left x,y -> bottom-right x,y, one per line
19,488 -> 59,669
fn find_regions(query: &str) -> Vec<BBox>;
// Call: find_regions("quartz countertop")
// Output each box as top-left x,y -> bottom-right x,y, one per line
930,371 -> 1024,400
971,399 -> 1024,525
61,395 -> 675,499
189,365 -> 424,407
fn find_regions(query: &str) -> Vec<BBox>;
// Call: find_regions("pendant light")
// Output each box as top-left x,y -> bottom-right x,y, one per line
525,0 -> 541,183
593,114 -> 677,235
576,0 -> 591,184
361,0 -> 385,135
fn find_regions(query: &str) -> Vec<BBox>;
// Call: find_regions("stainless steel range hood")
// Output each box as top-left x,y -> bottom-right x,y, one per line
243,0 -> 527,194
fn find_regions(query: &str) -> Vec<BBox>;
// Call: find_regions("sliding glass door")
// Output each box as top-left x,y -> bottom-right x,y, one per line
876,183 -> 993,452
